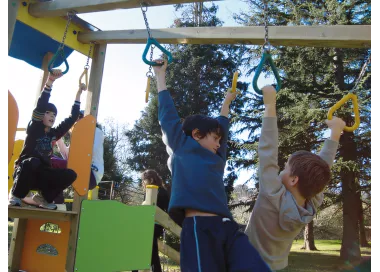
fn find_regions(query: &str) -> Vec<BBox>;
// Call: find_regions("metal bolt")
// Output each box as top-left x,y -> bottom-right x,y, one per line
84,188 -> 87,191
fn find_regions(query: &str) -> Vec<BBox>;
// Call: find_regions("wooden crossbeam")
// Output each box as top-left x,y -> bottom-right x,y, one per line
157,240 -> 180,264
29,0 -> 218,18
155,207 -> 182,238
8,206 -> 78,222
77,25 -> 371,48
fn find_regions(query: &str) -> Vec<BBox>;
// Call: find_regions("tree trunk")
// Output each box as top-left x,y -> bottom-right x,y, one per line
357,192 -> 370,247
301,220 -> 318,250
339,130 -> 361,263
334,48 -> 361,264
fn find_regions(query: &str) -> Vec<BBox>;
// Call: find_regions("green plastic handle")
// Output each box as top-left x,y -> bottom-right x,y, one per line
48,48 -> 69,74
142,37 -> 173,66
252,51 -> 282,95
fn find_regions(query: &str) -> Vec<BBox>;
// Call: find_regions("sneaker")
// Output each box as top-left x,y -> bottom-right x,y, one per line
55,204 -> 67,211
8,194 -> 22,207
32,193 -> 57,210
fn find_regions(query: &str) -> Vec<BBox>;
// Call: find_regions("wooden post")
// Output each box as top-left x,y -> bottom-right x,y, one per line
143,185 -> 158,206
66,44 -> 107,272
8,218 -> 27,271
85,44 -> 107,119
8,0 -> 20,52
88,186 -> 99,200
35,52 -> 54,106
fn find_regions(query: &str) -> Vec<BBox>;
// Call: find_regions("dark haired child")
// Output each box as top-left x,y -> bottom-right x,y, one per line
153,59 -> 271,272
8,69 -> 85,210
244,85 -> 346,270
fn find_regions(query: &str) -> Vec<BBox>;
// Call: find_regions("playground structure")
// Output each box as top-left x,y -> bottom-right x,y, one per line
8,0 -> 370,271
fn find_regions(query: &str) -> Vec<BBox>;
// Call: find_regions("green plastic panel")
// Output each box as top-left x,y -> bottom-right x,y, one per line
74,200 -> 156,271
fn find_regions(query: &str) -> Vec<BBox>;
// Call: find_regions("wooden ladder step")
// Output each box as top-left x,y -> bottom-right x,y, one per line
8,206 -> 77,222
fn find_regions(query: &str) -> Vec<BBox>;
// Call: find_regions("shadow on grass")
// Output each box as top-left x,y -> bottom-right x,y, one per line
278,250 -> 371,272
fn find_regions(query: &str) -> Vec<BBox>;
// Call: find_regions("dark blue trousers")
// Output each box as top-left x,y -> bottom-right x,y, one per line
180,216 -> 271,272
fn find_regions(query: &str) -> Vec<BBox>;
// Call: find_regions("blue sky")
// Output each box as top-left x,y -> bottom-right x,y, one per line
8,2 -> 275,186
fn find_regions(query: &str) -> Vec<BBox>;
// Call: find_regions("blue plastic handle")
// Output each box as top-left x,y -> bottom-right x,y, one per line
252,51 -> 282,95
142,37 -> 173,66
48,48 -> 69,74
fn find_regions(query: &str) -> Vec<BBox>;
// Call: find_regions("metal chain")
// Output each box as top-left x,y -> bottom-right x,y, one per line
59,11 -> 75,50
141,2 -> 155,78
140,2 -> 152,38
263,0 -> 270,51
352,53 -> 371,93
84,42 -> 93,70
146,45 -> 155,77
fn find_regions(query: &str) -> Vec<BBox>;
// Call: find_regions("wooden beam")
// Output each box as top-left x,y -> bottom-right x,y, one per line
85,44 -> 107,119
8,206 -> 77,222
34,52 -> 54,107
8,0 -> 20,52
29,0 -> 217,17
66,193 -> 86,272
157,239 -> 180,264
78,25 -> 371,48
66,192 -> 84,272
155,207 -> 182,238
8,218 -> 27,272
67,43 -> 106,272
17,0 -> 93,57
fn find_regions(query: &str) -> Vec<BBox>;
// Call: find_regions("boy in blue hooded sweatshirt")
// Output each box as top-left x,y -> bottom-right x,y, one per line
153,59 -> 270,272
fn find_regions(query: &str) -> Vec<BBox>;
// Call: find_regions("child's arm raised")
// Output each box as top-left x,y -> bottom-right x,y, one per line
258,86 -> 282,195
217,91 -> 236,161
312,117 -> 345,207
154,59 -> 186,153
56,138 -> 69,160
53,83 -> 85,140
28,70 -> 63,131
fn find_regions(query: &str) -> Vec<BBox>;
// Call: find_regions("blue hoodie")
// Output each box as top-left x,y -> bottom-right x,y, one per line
158,90 -> 233,219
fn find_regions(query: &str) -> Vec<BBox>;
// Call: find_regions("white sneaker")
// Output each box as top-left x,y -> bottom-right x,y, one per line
8,194 -> 21,207
55,204 -> 67,211
32,193 -> 57,210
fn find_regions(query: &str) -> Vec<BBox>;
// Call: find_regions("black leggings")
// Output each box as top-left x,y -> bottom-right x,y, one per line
11,157 -> 77,203
132,225 -> 163,272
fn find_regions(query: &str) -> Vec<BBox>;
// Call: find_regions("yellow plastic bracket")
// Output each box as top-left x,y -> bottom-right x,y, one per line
79,68 -> 89,90
327,93 -> 360,132
146,185 -> 159,189
145,77 -> 151,103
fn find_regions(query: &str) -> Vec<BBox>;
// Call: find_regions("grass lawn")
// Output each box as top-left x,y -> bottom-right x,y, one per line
278,240 -> 371,272
159,240 -> 371,272
8,223 -> 370,272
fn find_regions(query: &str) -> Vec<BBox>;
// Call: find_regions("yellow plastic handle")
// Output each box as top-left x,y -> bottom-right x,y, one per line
230,71 -> 239,93
327,93 -> 360,132
145,77 -> 151,103
79,68 -> 89,90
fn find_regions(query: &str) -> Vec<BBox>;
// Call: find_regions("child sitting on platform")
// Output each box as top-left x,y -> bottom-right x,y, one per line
8,69 -> 85,210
